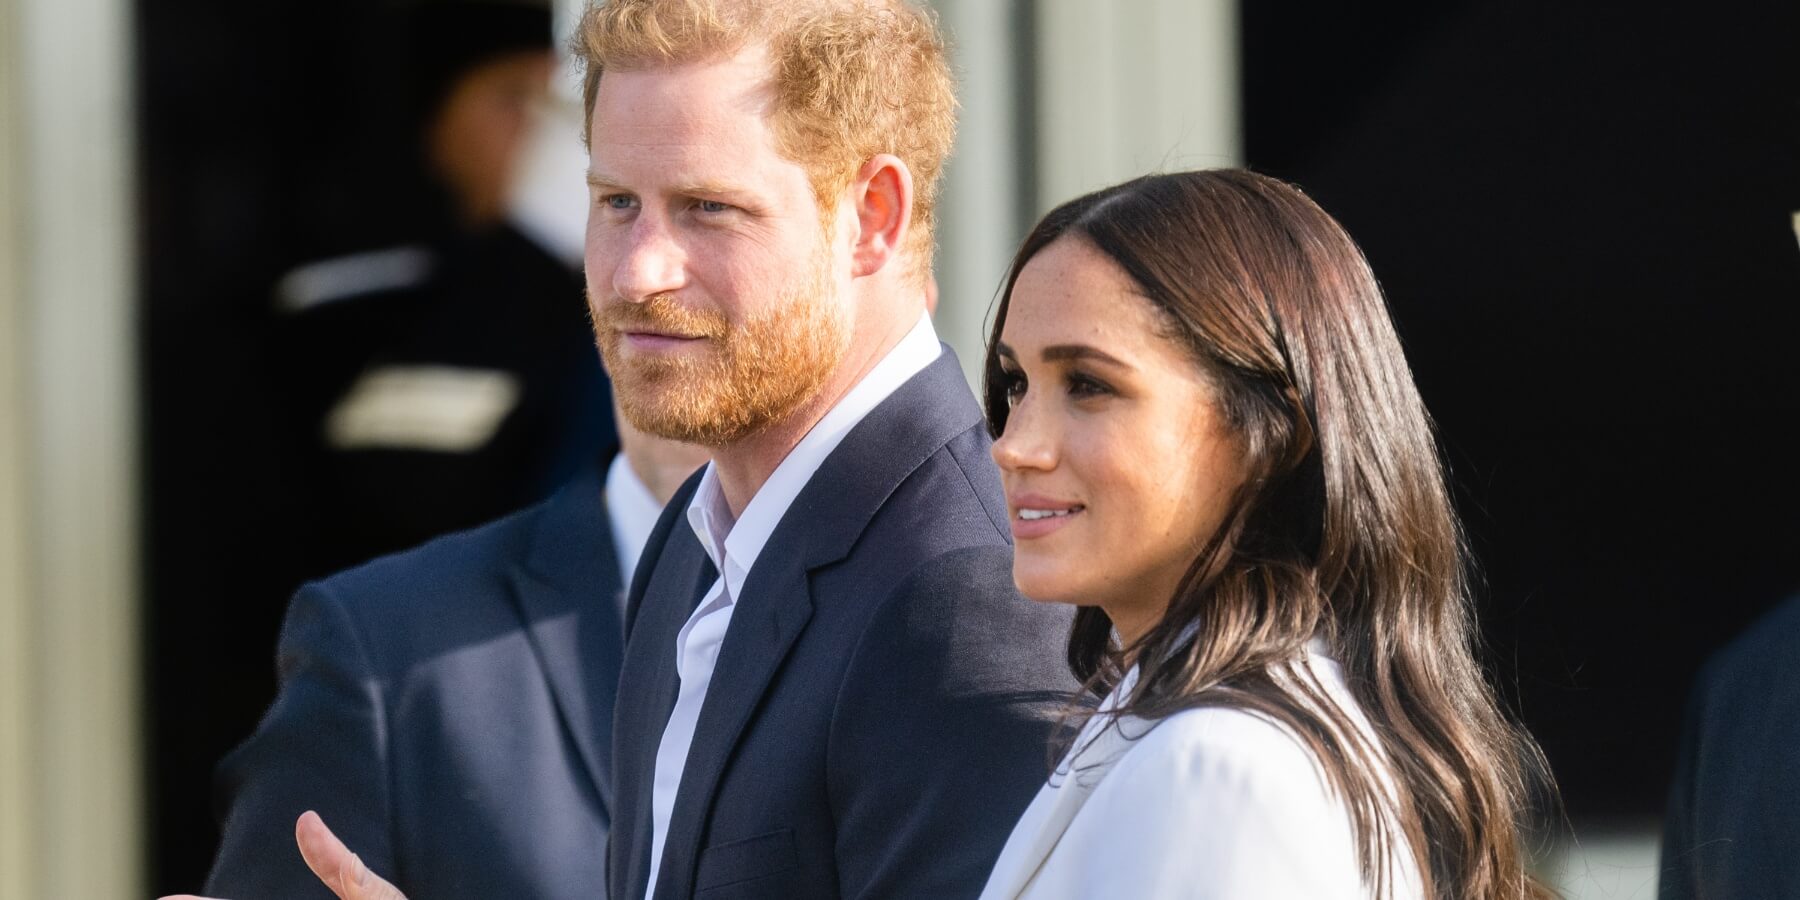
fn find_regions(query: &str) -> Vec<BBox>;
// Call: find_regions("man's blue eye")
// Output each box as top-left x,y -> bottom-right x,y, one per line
607,195 -> 635,210
697,200 -> 730,213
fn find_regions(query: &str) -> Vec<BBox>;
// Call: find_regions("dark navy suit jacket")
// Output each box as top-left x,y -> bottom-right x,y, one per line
1660,594 -> 1800,899
608,350 -> 1079,900
207,464 -> 624,899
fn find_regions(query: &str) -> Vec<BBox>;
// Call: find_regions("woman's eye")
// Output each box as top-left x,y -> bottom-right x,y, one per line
999,371 -> 1027,406
1067,372 -> 1112,398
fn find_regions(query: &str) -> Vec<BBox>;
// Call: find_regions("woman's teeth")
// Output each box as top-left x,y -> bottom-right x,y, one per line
1018,508 -> 1077,521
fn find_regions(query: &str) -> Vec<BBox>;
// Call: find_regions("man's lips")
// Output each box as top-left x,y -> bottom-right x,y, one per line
621,330 -> 707,351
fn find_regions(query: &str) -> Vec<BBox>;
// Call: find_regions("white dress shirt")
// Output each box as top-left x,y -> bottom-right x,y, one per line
979,642 -> 1423,900
643,312 -> 941,898
604,451 -> 668,602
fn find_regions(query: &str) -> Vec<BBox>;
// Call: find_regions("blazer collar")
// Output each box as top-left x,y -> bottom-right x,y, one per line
653,347 -> 986,898
505,461 -> 627,816
776,346 -> 986,568
981,710 -> 1147,898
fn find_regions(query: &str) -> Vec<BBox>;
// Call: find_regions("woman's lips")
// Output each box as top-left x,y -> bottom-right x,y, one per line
1009,500 -> 1084,540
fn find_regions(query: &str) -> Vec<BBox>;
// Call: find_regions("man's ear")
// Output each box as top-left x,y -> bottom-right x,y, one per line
847,154 -> 913,279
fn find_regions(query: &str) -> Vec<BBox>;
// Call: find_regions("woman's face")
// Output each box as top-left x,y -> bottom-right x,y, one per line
991,237 -> 1247,645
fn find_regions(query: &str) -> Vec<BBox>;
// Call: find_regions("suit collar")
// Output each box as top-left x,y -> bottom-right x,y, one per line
651,347 -> 985,899
682,312 -> 944,600
980,719 -> 1141,899
506,462 -> 626,816
981,669 -> 1145,899
665,344 -> 984,614
778,346 -> 986,568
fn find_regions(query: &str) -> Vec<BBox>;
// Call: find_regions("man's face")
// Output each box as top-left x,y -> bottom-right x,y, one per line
585,46 -> 852,446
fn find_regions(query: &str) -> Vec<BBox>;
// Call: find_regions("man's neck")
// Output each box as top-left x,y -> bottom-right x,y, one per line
710,309 -> 920,517
623,446 -> 700,507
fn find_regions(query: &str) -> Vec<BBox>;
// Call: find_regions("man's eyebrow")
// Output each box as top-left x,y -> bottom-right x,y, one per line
583,171 -> 753,199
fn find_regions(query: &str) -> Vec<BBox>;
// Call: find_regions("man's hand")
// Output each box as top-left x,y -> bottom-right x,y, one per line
293,810 -> 408,900
157,811 -> 407,900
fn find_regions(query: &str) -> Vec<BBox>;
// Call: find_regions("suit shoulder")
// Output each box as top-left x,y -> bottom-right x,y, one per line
858,424 -> 1011,562
1070,707 -> 1397,898
1120,706 -> 1324,781
937,422 -> 1012,538
1698,594 -> 1800,696
322,502 -> 538,597
877,544 -> 1062,633
304,502 -> 543,661
838,545 -> 1075,702
1087,707 -> 1351,844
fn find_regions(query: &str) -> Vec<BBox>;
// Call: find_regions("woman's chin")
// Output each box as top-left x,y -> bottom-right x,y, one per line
1011,568 -> 1083,607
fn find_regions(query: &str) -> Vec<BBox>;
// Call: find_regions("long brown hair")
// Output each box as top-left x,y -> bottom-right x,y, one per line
984,170 -> 1555,898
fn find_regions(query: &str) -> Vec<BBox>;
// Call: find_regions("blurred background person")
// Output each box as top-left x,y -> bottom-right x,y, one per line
204,399 -> 703,900
138,0 -> 619,890
272,0 -> 613,580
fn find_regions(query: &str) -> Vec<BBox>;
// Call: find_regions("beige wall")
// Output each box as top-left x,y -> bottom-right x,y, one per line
1,0 -> 143,894
1033,0 -> 1241,209
1,0 -> 36,893
930,0 -> 1030,387
929,0 -> 1241,389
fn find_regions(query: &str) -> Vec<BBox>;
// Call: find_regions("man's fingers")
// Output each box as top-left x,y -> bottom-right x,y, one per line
294,810 -> 409,900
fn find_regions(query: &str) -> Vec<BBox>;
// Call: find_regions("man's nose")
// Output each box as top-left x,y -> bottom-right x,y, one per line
611,215 -> 687,302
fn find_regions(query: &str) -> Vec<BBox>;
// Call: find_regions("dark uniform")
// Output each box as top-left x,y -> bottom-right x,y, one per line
273,221 -> 614,578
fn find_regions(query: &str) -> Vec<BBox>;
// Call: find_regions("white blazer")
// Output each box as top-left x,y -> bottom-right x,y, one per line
978,646 -> 1423,900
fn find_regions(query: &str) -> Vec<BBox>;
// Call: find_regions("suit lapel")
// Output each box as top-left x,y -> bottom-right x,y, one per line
505,464 -> 626,816
985,717 -> 1142,899
654,349 -> 986,898
621,520 -> 716,900
653,547 -> 816,899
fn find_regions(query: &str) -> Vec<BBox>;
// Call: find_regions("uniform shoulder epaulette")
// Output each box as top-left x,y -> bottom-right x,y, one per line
273,243 -> 437,314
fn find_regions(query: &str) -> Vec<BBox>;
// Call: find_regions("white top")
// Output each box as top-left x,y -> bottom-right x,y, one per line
642,312 -> 941,898
604,451 -> 668,599
980,644 -> 1423,900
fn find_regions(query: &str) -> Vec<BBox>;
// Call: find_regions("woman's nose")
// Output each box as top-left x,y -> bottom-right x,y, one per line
990,399 -> 1057,473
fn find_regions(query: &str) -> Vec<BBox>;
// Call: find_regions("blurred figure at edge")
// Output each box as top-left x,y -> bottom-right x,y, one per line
1660,590 -> 1800,899
271,0 -> 616,581
206,395 -> 706,899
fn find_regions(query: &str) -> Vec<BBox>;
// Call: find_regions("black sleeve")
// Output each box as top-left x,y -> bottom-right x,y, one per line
206,583 -> 396,899
825,545 -> 1078,898
1658,672 -> 1706,900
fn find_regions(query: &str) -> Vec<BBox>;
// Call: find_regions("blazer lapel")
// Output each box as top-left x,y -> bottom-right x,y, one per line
984,716 -> 1143,899
653,349 -> 987,899
652,546 -> 816,899
620,520 -> 716,900
505,464 -> 626,816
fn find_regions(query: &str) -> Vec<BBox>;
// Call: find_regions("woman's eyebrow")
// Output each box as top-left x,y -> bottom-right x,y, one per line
1041,343 -> 1135,371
